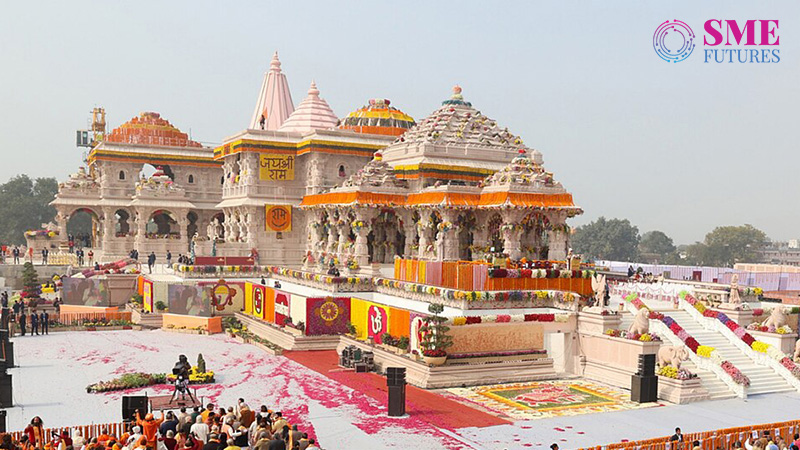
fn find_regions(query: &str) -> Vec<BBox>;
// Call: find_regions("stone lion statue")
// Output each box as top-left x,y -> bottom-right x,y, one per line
763,307 -> 789,330
629,308 -> 650,335
794,339 -> 800,362
657,345 -> 689,369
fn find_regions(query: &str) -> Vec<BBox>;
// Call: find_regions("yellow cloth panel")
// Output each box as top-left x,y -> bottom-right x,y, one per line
349,298 -> 370,339
244,282 -> 254,316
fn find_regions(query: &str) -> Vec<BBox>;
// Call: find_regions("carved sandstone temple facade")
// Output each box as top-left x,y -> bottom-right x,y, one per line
52,53 -> 581,269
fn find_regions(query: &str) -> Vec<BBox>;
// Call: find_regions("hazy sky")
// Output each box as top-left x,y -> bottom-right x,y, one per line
1,1 -> 798,244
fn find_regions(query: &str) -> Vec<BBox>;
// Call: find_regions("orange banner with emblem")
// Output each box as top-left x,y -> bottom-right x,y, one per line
265,205 -> 292,232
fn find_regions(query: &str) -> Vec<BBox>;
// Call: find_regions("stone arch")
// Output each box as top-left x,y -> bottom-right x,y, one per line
457,212 -> 476,260
114,209 -> 132,236
521,212 -> 549,259
487,213 -> 503,253
67,207 -> 101,248
147,210 -> 179,238
187,211 -> 199,240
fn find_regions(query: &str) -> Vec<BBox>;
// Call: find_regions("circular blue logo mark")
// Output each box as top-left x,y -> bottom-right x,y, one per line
653,20 -> 695,63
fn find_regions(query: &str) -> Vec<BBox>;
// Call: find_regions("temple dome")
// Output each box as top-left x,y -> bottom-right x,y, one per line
392,85 -> 526,152
277,81 -> 339,134
339,98 -> 415,137
105,112 -> 202,148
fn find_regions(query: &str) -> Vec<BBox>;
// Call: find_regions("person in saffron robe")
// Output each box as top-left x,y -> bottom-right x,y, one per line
24,416 -> 44,449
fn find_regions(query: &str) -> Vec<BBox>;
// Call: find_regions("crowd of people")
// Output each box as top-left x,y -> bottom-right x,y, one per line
669,427 -> 800,450
9,400 -> 321,450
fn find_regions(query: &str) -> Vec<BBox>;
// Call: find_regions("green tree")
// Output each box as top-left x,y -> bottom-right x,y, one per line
571,217 -> 640,261
701,224 -> 767,267
0,175 -> 59,245
21,262 -> 41,306
639,230 -> 676,262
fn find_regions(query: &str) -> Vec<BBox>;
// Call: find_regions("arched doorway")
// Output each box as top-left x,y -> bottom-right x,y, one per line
114,209 -> 131,237
522,213 -> 549,260
187,212 -> 199,240
147,210 -> 178,238
457,213 -> 476,260
67,208 -> 99,248
369,209 -> 403,264
487,213 -> 503,253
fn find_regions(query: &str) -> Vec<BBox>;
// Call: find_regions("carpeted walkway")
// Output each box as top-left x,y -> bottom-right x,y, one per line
283,349 -> 510,430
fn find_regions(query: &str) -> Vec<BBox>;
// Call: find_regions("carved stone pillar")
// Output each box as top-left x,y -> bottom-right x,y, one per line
399,211 -> 417,258
101,208 -> 114,247
134,209 -> 147,252
178,213 -> 189,252
353,209 -> 377,270
416,210 -> 434,259
56,211 -> 68,241
547,211 -> 569,262
437,211 -> 460,261
501,210 -> 525,261
337,223 -> 350,258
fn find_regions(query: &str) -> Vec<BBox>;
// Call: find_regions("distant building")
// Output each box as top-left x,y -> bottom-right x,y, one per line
755,241 -> 800,266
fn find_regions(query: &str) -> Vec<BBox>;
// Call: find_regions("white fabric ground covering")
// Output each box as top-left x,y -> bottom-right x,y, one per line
7,330 -> 464,449
10,329 -> 800,450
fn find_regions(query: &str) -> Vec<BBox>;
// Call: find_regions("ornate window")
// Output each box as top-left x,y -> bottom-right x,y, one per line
188,174 -> 195,184
118,170 -> 126,180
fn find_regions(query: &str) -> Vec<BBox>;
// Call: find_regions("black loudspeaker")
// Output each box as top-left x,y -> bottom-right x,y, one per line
386,367 -> 406,386
0,341 -> 12,368
631,374 -> 658,403
0,308 -> 9,331
122,395 -> 148,420
387,385 -> 406,417
638,354 -> 655,376
0,410 -> 6,432
0,371 -> 11,408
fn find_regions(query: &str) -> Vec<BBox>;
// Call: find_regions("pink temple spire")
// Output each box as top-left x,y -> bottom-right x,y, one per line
249,51 -> 295,130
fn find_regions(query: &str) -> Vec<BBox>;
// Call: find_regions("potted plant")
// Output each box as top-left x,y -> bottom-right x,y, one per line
346,322 -> 357,338
419,303 -> 453,366
396,336 -> 409,355
155,301 -> 167,312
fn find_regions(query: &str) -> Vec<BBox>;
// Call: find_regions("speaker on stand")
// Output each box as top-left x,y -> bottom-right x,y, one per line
386,367 -> 406,417
122,395 -> 149,421
631,353 -> 658,403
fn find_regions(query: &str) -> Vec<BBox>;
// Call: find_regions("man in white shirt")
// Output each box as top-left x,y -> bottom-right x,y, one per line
190,416 -> 210,443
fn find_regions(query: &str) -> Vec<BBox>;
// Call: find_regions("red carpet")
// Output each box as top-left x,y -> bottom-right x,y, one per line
283,350 -> 510,429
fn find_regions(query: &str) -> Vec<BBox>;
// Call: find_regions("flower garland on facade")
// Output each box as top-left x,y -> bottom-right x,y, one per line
625,292 -> 750,386
375,277 -> 580,304
487,268 -> 593,279
448,313 -> 570,326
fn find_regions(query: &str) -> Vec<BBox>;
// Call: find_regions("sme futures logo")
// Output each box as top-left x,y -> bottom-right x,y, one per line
654,19 -> 780,63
